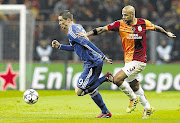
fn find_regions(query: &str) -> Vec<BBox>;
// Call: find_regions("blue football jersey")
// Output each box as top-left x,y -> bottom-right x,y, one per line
60,23 -> 105,68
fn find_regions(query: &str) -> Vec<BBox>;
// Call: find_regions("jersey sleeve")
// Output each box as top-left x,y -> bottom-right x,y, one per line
70,36 -> 106,60
59,45 -> 74,51
84,41 -> 106,60
106,21 -> 120,31
68,25 -> 106,60
145,19 -> 155,30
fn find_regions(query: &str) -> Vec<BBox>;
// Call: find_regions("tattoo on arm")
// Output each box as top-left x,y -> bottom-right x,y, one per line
86,26 -> 107,37
86,30 -> 94,37
97,27 -> 107,35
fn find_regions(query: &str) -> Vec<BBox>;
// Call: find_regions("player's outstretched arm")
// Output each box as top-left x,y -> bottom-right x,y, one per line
87,26 -> 107,36
154,25 -> 176,38
52,40 -> 74,51
77,26 -> 107,38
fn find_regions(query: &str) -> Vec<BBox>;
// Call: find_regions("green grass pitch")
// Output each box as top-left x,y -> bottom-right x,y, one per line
0,90 -> 180,123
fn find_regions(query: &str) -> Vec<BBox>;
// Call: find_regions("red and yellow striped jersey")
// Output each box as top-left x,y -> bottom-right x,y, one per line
106,18 -> 155,63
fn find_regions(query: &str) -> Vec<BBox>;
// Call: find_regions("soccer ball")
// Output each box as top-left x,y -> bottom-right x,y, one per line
23,89 -> 39,104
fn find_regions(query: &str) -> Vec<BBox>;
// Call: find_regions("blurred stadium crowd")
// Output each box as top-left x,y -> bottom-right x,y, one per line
0,0 -> 179,62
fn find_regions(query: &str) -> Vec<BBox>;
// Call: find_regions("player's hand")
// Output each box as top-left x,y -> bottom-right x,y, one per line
77,32 -> 88,39
52,40 -> 60,49
104,57 -> 112,64
167,32 -> 176,38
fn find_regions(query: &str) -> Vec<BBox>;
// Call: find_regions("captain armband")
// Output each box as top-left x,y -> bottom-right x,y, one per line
92,28 -> 98,35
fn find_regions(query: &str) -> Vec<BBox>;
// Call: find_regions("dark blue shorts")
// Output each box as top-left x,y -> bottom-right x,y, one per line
77,63 -> 103,90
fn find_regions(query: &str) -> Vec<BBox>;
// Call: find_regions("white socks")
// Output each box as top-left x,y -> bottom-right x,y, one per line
119,81 -> 137,100
135,86 -> 151,110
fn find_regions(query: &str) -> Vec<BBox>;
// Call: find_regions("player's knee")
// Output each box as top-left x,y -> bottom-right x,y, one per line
113,76 -> 120,84
114,76 -> 124,87
114,80 -> 124,87
75,87 -> 84,96
113,70 -> 127,86
114,75 -> 120,83
75,91 -> 83,96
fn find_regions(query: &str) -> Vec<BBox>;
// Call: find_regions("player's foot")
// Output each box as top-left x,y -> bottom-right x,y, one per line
126,96 -> 140,113
142,106 -> 155,119
104,72 -> 114,82
95,112 -> 112,118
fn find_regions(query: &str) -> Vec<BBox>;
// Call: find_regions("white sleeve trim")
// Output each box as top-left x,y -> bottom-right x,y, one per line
84,44 -> 105,59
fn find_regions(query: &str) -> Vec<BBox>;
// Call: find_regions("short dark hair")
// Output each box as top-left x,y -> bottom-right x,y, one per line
59,10 -> 73,21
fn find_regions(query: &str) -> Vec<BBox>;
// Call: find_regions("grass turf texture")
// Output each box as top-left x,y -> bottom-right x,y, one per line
0,91 -> 180,123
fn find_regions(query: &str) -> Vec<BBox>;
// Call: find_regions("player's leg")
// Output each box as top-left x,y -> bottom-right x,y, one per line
75,86 -> 84,96
130,79 -> 150,109
75,86 -> 111,117
113,70 -> 139,113
87,65 -> 111,118
114,69 -> 139,108
89,89 -> 112,118
130,79 -> 155,119
83,72 -> 113,94
75,86 -> 110,116
114,61 -> 148,113
81,62 -> 113,95
75,67 -> 92,96
75,66 -> 111,118
114,70 -> 137,100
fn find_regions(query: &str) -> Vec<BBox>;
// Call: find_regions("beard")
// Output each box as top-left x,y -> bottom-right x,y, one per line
124,19 -> 131,25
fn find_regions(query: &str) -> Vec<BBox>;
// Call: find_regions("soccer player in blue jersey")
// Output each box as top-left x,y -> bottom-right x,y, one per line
52,10 -> 113,118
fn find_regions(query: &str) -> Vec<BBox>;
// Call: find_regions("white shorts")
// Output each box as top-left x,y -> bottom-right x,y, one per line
122,61 -> 146,83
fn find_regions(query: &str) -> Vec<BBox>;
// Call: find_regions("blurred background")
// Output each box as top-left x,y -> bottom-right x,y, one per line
0,0 -> 179,63
0,0 -> 179,91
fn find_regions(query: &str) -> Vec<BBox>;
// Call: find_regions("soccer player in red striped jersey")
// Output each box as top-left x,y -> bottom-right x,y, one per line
77,5 -> 176,119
